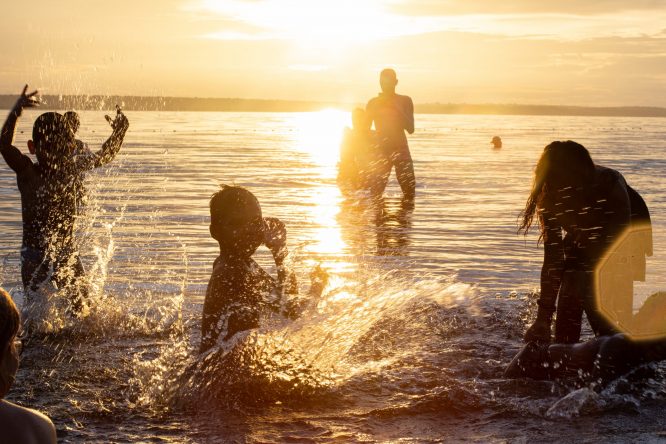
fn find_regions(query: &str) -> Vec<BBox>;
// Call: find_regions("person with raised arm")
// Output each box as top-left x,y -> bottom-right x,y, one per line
0,85 -> 129,313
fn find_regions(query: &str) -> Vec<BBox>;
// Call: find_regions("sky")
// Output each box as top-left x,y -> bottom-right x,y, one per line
1,0 -> 666,106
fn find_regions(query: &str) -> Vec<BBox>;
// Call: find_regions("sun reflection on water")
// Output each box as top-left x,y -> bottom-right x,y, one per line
291,108 -> 349,171
303,185 -> 351,273
288,109 -> 355,273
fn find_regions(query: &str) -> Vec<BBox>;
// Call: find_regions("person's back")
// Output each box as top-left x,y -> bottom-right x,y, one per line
520,141 -> 651,345
0,87 -> 129,303
203,252 -> 279,348
200,187 -> 297,353
200,186 -> 327,354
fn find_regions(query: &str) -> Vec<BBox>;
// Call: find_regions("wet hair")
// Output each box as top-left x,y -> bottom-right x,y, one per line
210,185 -> 261,224
209,185 -> 264,256
0,288 -> 20,352
32,112 -> 73,170
519,140 -> 595,239
63,111 -> 80,134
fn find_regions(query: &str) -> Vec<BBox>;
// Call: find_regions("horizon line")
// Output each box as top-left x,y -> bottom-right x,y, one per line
1,94 -> 665,118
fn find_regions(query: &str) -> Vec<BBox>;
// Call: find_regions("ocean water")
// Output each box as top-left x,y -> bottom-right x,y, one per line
0,110 -> 665,443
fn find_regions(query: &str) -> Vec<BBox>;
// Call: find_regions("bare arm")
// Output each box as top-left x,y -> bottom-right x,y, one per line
77,106 -> 129,171
524,214 -> 564,342
0,86 -> 38,172
264,217 -> 298,295
404,96 -> 414,134
365,98 -> 378,131
539,218 -> 565,316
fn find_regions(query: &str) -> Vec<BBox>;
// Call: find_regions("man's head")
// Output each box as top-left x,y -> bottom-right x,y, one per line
380,68 -> 398,94
27,112 -> 75,170
0,288 -> 20,399
63,111 -> 80,134
209,186 -> 264,257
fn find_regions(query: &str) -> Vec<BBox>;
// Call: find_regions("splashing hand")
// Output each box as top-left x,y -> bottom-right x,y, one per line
264,217 -> 288,261
13,85 -> 40,115
308,264 -> 328,299
105,105 -> 129,132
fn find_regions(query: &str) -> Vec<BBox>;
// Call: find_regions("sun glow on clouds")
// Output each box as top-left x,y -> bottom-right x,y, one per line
195,0 -> 436,49
194,0 -> 666,44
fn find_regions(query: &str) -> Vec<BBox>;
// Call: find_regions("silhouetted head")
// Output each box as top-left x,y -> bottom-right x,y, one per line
351,108 -> 370,131
209,186 -> 264,258
63,111 -> 80,134
0,288 -> 20,398
380,68 -> 398,94
519,140 -> 595,237
27,112 -> 75,171
491,136 -> 502,149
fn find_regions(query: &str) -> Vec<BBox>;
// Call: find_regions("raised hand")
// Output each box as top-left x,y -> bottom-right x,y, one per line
13,85 -> 40,116
263,217 -> 288,260
105,105 -> 129,132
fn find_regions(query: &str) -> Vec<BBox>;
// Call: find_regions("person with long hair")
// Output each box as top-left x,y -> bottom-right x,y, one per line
519,140 -> 651,344
0,288 -> 56,443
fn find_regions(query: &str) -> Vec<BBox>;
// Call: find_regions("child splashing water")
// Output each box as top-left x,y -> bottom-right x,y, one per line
0,85 -> 129,318
200,185 -> 327,354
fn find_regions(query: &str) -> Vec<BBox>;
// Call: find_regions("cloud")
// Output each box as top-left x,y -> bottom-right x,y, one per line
203,31 -> 281,40
389,0 -> 666,16
190,0 -> 666,43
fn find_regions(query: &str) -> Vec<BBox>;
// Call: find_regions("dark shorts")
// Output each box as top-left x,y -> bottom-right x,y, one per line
20,246 -> 86,301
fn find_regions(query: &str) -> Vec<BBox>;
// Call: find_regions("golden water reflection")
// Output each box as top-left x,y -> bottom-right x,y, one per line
289,109 -> 414,275
291,108 -> 348,170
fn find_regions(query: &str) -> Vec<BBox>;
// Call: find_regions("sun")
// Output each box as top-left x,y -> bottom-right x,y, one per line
290,108 -> 350,170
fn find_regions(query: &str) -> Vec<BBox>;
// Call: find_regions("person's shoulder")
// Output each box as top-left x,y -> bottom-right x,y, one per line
366,95 -> 381,107
0,400 -> 57,444
24,405 -> 57,443
396,93 -> 413,103
595,165 -> 628,192
209,256 -> 252,284
211,256 -> 234,277
596,165 -> 624,181
16,159 -> 39,181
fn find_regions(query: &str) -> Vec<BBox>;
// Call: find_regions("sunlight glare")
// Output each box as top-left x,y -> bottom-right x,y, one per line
292,109 -> 349,170
303,185 -> 351,273
198,0 -> 407,50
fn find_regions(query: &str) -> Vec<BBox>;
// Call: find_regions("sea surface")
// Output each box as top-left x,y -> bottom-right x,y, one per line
0,110 -> 665,443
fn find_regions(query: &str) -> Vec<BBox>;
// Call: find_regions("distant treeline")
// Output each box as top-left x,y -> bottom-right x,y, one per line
1,95 -> 665,118
415,103 -> 666,118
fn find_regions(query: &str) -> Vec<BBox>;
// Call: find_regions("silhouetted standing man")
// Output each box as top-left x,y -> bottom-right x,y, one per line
366,68 -> 415,200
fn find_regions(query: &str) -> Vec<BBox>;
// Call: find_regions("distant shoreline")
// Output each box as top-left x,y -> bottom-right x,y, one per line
1,95 -> 665,118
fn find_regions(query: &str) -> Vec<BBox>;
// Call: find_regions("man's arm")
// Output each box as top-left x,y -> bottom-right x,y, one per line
77,106 -> 129,171
365,98 -> 377,131
403,96 -> 414,134
0,86 -> 38,172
